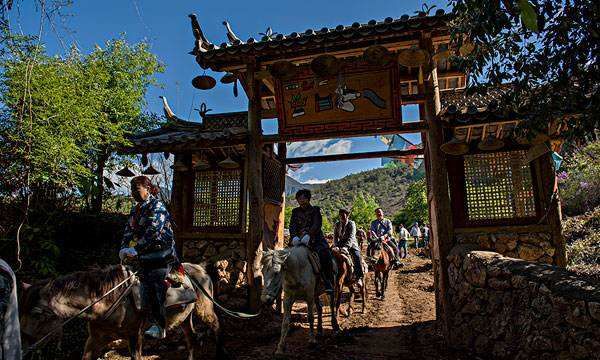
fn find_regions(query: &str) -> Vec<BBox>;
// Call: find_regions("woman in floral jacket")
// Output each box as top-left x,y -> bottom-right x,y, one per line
120,176 -> 175,340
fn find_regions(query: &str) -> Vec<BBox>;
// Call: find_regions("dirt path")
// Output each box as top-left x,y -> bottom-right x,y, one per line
105,256 -> 466,359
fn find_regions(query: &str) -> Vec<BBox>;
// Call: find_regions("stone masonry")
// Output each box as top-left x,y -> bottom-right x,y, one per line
448,245 -> 600,359
455,231 -> 557,264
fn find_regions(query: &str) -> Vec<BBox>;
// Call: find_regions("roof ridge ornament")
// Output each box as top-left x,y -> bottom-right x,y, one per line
259,27 -> 278,41
223,20 -> 242,45
189,13 -> 217,54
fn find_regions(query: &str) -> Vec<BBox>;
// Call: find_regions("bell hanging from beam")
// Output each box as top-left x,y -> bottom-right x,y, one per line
116,166 -> 136,177
218,151 -> 239,169
440,128 -> 469,156
193,153 -> 211,170
478,125 -> 505,151
142,165 -> 160,175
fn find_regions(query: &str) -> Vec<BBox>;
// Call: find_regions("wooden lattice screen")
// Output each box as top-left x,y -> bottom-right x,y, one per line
262,156 -> 285,204
192,169 -> 243,231
464,151 -> 536,221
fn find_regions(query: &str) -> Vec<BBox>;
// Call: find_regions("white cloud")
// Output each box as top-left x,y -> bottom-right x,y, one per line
288,164 -> 312,181
322,139 -> 352,155
288,139 -> 353,157
303,178 -> 331,184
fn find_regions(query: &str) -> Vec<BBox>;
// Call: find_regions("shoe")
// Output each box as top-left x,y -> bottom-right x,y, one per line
144,325 -> 166,339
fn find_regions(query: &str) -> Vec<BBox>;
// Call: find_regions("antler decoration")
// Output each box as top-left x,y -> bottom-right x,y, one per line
223,20 -> 242,45
189,13 -> 216,54
259,27 -> 278,41
418,3 -> 437,16
194,103 -> 213,119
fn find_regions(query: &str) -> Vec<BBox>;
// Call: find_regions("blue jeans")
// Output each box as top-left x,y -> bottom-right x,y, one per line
399,239 -> 408,258
349,247 -> 364,279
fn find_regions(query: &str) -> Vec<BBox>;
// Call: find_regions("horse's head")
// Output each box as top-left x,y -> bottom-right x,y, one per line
19,281 -> 62,350
260,249 -> 290,304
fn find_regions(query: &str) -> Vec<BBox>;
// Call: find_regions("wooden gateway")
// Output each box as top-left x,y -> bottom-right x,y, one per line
126,9 -> 565,330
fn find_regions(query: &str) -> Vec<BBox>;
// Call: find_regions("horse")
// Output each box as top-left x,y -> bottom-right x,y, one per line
19,263 -> 224,360
368,239 -> 393,299
331,247 -> 368,317
261,246 -> 339,358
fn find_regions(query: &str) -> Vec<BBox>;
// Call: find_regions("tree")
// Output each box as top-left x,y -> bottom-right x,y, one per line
449,0 -> 599,143
0,36 -> 163,213
393,179 -> 429,227
350,192 -> 379,232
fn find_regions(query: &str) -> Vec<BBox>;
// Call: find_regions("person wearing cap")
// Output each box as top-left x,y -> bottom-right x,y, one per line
369,208 -> 401,265
333,208 -> 364,287
289,189 -> 335,293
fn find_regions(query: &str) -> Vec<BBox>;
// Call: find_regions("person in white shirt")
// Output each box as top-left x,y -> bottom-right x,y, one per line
410,222 -> 422,249
398,224 -> 410,258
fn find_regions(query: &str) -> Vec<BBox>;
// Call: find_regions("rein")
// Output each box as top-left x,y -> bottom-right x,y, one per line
184,270 -> 261,320
22,270 -> 138,357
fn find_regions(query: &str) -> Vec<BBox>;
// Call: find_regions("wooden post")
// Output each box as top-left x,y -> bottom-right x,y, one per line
171,153 -> 184,256
246,61 -> 265,310
420,33 -> 454,337
275,142 -> 287,313
535,153 -> 566,266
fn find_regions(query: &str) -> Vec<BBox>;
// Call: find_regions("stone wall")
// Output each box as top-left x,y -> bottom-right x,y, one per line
182,236 -> 247,292
455,231 -> 557,264
447,245 -> 600,359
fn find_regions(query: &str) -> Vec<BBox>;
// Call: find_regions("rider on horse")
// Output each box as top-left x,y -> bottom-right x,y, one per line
369,208 -> 401,266
289,189 -> 335,293
333,208 -> 364,287
119,176 -> 177,340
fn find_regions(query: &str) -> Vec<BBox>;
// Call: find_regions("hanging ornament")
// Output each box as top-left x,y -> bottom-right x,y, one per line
233,79 -> 239,97
218,156 -> 239,169
142,165 -> 160,175
141,153 -> 149,167
116,166 -> 135,177
311,54 -> 341,78
193,152 -> 211,170
270,60 -> 297,80
192,72 -> 217,90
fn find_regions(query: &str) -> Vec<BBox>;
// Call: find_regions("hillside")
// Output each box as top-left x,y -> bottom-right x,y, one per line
286,165 -> 424,220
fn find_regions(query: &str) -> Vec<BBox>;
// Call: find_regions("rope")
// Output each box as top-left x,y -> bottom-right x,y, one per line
22,271 -> 137,357
184,270 -> 261,320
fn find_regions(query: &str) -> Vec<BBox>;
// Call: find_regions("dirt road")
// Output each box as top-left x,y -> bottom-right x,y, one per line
105,255 -> 469,359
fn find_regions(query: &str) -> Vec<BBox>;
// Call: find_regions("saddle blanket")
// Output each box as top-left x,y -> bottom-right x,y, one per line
131,270 -> 197,311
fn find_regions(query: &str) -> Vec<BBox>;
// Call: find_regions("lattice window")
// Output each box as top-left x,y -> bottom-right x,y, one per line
193,169 -> 242,231
464,151 -> 536,221
263,156 -> 285,204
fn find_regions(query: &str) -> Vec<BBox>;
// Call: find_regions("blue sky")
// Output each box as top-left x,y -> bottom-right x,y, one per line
16,0 -> 447,183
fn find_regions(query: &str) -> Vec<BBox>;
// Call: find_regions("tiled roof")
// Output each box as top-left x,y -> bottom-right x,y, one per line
440,85 -> 514,119
127,113 -> 248,153
192,10 -> 450,69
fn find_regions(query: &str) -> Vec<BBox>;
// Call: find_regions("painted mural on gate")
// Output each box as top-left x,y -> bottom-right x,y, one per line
275,62 -> 401,137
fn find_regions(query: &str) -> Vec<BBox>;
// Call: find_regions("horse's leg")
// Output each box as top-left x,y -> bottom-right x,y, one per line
194,297 -> 224,358
181,315 -> 196,360
346,286 -> 354,317
127,326 -> 143,360
361,279 -> 367,313
307,299 -> 317,345
315,296 -> 323,337
276,296 -> 293,357
82,325 -> 110,360
329,290 -> 340,333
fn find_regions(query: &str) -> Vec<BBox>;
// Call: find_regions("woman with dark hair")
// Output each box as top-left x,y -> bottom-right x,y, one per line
119,176 -> 175,339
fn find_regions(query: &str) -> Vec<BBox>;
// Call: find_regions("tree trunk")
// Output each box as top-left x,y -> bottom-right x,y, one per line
90,151 -> 109,214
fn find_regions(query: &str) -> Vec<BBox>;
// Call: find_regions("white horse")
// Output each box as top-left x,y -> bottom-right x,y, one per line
261,246 -> 339,357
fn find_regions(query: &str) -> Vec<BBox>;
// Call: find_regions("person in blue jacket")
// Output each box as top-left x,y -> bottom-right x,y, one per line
120,176 -> 176,339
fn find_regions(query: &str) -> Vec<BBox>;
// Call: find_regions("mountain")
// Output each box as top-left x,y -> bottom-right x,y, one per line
285,175 -> 323,196
286,164 -> 425,220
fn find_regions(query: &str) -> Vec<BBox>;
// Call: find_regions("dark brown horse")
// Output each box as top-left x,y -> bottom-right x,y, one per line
331,247 -> 368,316
20,263 -> 223,360
369,239 -> 393,299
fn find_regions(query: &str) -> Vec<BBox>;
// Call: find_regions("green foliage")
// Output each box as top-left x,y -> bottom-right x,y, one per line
564,206 -> 600,274
321,214 -> 333,234
284,205 -> 293,229
0,36 -> 163,211
349,192 -> 379,232
450,0 -> 599,142
560,141 -> 600,216
307,165 -> 425,221
393,179 -> 429,227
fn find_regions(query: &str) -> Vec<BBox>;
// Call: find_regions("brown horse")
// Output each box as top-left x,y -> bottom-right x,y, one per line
331,247 -> 368,317
19,263 -> 224,360
369,239 -> 393,299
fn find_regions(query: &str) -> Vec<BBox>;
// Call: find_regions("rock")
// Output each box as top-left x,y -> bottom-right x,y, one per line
463,256 -> 487,287
518,243 -> 545,261
497,234 -> 519,251
204,245 -> 217,258
474,334 -> 489,353
488,278 -> 511,290
531,335 -> 552,351
588,302 -> 600,321
566,301 -> 592,329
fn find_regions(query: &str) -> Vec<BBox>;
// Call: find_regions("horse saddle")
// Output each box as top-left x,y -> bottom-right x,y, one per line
130,268 -> 197,311
333,247 -> 354,274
